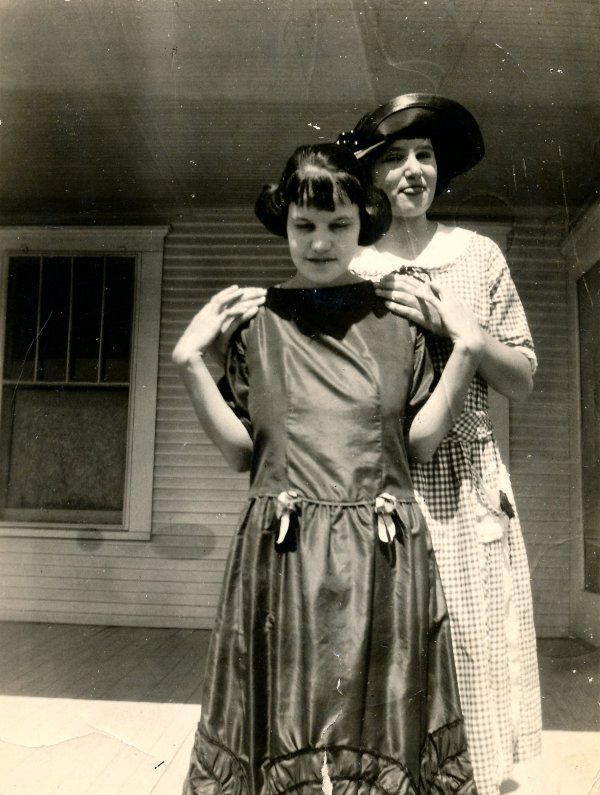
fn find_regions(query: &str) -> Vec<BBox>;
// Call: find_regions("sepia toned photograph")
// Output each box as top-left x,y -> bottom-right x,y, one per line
0,1 -> 598,793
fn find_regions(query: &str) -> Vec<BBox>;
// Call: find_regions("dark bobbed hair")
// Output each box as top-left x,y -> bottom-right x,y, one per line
254,143 -> 391,246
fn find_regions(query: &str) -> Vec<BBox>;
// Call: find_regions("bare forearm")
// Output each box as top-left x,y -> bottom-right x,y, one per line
177,355 -> 252,472
477,330 -> 533,400
408,343 -> 481,463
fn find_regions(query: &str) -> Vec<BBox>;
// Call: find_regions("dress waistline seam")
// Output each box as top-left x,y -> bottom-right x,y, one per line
249,492 -> 417,507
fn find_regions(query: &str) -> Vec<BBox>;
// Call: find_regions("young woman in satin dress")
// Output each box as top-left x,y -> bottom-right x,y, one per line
173,143 -> 484,795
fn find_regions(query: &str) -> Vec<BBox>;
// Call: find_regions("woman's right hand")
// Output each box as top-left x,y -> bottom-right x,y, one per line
172,285 -> 265,367
210,286 -> 267,365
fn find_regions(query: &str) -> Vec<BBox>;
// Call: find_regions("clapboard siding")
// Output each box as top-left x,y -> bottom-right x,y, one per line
157,214 -> 574,637
149,215 -> 293,627
0,212 -> 576,635
507,221 -> 572,636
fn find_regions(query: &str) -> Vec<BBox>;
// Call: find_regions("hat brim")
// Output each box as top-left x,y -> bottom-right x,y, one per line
346,93 -> 485,184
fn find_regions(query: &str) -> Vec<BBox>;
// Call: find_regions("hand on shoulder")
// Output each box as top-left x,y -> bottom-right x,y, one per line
172,285 -> 266,368
375,273 -> 445,335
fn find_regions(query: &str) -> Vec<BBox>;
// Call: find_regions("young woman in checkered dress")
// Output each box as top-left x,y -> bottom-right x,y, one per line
338,95 -> 542,795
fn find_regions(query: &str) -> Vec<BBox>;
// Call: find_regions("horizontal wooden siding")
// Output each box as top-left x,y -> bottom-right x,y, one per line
0,213 -> 573,635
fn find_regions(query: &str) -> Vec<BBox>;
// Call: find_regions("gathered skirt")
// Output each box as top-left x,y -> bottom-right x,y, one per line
183,494 -> 477,795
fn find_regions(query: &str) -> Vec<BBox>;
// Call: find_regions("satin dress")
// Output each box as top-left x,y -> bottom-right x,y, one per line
183,281 -> 476,795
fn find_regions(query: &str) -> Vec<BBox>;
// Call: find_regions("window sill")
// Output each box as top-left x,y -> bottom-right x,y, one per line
0,522 -> 152,542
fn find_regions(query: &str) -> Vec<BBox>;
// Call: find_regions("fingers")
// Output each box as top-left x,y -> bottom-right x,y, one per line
376,282 -> 433,307
378,272 -> 407,288
427,280 -> 449,301
221,305 -> 261,335
383,302 -> 425,323
224,294 -> 266,318
238,286 -> 268,300
378,276 -> 476,340
377,273 -> 424,290
240,305 -> 262,321
212,285 -> 267,317
210,284 -> 244,312
375,274 -> 431,302
217,285 -> 267,306
214,284 -> 241,300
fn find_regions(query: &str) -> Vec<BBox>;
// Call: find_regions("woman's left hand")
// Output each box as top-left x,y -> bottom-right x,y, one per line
375,273 -> 446,335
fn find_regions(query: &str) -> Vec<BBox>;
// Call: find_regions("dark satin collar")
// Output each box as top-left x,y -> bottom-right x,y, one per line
265,281 -> 386,339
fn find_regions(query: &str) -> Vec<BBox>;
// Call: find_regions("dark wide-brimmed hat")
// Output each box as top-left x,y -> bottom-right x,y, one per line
337,93 -> 485,193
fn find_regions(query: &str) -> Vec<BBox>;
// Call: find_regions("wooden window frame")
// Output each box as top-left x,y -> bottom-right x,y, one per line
0,226 -> 168,541
562,201 -> 600,643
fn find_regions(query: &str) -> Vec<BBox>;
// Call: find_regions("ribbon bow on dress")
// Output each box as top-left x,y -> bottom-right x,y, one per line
275,490 -> 302,545
374,493 -> 399,543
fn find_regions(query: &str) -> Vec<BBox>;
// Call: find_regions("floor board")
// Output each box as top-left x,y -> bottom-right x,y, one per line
0,623 -> 597,794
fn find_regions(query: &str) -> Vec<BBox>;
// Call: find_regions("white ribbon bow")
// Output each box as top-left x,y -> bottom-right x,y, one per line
275,490 -> 301,545
374,492 -> 398,543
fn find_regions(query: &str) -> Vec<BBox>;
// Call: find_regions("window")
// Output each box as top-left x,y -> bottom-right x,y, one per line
0,227 -> 168,540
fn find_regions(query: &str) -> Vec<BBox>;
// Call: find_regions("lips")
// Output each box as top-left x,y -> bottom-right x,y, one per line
400,185 -> 425,195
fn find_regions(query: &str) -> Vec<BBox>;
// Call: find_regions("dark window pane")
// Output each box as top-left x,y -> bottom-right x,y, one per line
0,385 -> 128,519
4,257 -> 40,381
584,540 -> 600,594
578,262 -> 600,593
102,257 -> 134,382
38,257 -> 71,382
71,257 -> 103,382
1,252 -> 136,526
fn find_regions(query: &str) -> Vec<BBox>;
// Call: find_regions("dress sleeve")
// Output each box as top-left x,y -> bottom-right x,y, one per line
405,324 -> 436,428
217,324 -> 253,438
486,238 -> 537,374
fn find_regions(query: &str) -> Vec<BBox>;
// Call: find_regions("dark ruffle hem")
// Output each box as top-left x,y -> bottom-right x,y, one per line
184,720 -> 475,795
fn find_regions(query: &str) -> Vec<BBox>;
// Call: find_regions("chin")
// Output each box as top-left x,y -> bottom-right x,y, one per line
395,204 -> 427,218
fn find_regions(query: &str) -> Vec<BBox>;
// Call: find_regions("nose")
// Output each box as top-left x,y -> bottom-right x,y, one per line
404,152 -> 422,176
310,231 -> 332,252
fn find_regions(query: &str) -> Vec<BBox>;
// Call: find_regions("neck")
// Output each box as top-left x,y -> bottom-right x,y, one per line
375,215 -> 437,260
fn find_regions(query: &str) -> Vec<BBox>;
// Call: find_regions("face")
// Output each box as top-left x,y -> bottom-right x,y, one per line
286,199 -> 361,287
370,137 -> 438,219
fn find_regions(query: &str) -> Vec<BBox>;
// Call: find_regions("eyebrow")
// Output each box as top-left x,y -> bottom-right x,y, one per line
388,139 -> 433,150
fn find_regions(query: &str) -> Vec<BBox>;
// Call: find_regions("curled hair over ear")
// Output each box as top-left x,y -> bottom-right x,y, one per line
254,184 -> 288,239
359,184 -> 392,246
254,143 -> 392,246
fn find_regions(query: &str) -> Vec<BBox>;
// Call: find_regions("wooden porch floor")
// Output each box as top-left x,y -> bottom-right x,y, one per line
0,622 -> 598,795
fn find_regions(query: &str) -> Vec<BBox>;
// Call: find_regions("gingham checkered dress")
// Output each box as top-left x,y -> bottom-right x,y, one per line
352,225 -> 542,795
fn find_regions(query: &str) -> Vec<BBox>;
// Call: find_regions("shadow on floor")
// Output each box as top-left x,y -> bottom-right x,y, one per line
537,637 -> 600,731
0,623 -> 212,704
0,622 -> 598,733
